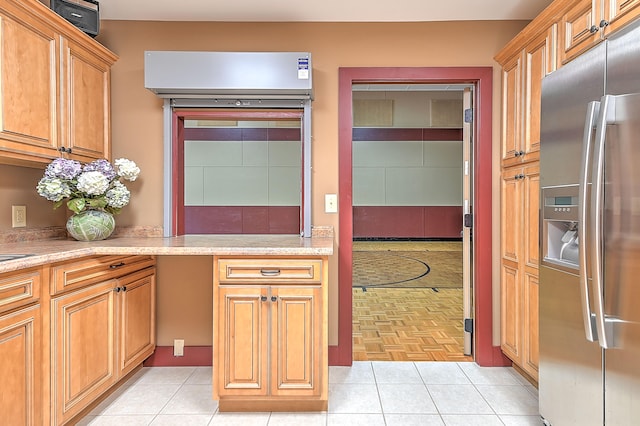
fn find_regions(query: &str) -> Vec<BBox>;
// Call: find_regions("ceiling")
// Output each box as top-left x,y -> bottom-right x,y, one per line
99,0 -> 554,22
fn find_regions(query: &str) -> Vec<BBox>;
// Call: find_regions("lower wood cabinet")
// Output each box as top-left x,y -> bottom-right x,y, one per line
213,256 -> 328,411
0,267 -> 43,425
49,256 -> 156,425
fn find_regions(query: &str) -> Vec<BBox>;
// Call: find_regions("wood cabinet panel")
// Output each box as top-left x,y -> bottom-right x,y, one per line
603,0 -> 640,35
501,167 -> 522,264
500,54 -> 522,166
500,261 -> 521,361
523,272 -> 539,376
61,37 -> 112,163
51,280 -> 117,424
0,304 -> 42,426
271,286 -> 320,396
0,9 -> 58,163
217,286 -> 268,396
0,267 -> 41,314
559,0 -> 601,65
118,268 -> 156,377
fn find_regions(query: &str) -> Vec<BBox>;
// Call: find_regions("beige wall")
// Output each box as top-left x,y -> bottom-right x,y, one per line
0,20 -> 528,347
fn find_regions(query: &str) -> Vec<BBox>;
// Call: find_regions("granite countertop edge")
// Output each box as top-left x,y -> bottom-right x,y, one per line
0,234 -> 334,274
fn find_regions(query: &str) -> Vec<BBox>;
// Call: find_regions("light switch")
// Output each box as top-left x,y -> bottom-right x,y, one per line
325,194 -> 338,213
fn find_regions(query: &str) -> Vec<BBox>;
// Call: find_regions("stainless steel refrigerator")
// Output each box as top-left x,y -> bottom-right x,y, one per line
539,20 -> 640,426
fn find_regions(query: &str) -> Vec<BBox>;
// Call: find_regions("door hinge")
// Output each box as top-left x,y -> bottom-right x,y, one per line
464,318 -> 474,333
463,213 -> 473,228
464,108 -> 474,123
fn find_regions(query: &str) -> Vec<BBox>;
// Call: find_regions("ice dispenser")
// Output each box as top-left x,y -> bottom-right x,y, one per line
542,185 -> 580,269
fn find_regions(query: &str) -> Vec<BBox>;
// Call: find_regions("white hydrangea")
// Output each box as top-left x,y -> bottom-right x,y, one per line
115,158 -> 140,181
105,181 -> 131,209
76,171 -> 109,195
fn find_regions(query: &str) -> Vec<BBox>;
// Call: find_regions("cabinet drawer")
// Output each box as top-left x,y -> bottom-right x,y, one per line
0,267 -> 41,314
218,258 -> 322,284
51,255 -> 155,295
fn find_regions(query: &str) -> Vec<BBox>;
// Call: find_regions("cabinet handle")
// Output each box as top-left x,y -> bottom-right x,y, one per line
260,269 -> 281,276
114,287 -> 121,293
121,286 -> 127,292
514,151 -> 520,157
110,262 -> 126,269
599,20 -> 609,29
519,150 -> 524,156
57,147 -> 73,154
261,295 -> 268,302
590,25 -> 599,34
271,296 -> 277,302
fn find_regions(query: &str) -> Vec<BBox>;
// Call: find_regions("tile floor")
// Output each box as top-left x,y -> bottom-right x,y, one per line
79,362 -> 541,425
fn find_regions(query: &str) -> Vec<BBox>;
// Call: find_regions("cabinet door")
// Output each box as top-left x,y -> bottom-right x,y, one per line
603,0 -> 640,35
0,305 -> 41,426
559,0 -> 601,65
217,286 -> 268,397
501,53 -> 523,166
501,261 -> 521,363
523,164 -> 540,269
0,10 -> 59,164
271,286 -> 321,397
501,167 -> 522,264
60,37 -> 112,162
117,268 -> 156,378
523,272 -> 539,379
523,27 -> 556,162
51,280 -> 117,424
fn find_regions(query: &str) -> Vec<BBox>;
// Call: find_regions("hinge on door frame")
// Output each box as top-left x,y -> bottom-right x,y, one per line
464,108 -> 473,123
464,318 -> 473,333
463,213 -> 473,228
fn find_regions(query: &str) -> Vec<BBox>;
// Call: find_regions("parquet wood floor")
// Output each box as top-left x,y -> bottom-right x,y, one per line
352,241 -> 473,362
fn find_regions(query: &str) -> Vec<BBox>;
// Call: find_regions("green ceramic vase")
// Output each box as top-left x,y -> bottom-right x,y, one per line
66,210 -> 115,241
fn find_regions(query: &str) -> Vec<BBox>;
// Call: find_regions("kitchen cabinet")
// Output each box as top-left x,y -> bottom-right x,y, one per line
0,267 -> 43,426
213,257 -> 328,412
497,25 -> 556,168
0,0 -> 117,167
49,255 -> 155,425
559,0 -> 640,64
500,164 -> 540,380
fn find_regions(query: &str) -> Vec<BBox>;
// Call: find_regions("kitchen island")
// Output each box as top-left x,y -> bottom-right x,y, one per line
0,230 -> 333,424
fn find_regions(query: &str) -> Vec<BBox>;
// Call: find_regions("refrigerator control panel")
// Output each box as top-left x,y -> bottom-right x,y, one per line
542,185 -> 579,270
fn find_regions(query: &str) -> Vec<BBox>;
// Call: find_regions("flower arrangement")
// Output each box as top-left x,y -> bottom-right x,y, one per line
36,157 -> 141,215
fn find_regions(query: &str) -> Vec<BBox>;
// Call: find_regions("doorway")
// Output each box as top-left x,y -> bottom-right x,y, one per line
350,83 -> 472,361
332,67 -> 500,367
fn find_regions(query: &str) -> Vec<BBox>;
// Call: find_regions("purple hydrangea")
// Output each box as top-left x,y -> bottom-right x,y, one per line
83,159 -> 116,180
44,158 -> 82,180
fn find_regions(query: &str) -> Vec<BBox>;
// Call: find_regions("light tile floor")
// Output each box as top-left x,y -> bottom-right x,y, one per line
78,362 -> 540,425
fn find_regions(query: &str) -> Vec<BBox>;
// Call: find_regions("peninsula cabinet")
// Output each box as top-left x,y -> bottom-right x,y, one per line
0,0 -> 117,167
0,267 -> 43,426
49,255 -> 156,425
213,256 -> 328,412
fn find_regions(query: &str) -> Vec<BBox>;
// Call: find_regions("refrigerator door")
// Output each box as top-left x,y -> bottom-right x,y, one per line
539,41 -> 605,425
600,22 -> 640,425
595,92 -> 640,424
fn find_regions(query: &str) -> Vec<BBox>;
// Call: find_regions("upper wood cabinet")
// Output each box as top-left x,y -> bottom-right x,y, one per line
559,0 -> 640,64
558,0 -> 600,64
0,0 -> 117,167
497,25 -> 556,167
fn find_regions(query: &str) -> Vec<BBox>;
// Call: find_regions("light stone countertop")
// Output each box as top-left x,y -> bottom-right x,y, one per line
0,233 -> 334,274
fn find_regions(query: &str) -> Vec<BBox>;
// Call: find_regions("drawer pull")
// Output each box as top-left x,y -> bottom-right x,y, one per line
110,262 -> 126,269
261,295 -> 268,302
260,269 -> 281,276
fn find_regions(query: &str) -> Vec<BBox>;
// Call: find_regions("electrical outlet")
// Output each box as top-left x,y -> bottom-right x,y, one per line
12,205 -> 26,228
325,194 -> 338,213
173,339 -> 184,357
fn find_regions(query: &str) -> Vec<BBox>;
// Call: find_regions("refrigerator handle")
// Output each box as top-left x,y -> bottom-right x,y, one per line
578,101 -> 600,342
590,95 -> 616,349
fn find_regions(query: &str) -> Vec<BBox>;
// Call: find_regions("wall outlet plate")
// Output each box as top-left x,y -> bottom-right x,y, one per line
12,205 -> 26,228
173,339 -> 184,357
325,194 -> 338,213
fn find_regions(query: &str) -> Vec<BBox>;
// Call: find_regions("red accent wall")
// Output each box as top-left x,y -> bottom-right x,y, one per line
184,206 -> 300,234
353,206 -> 462,238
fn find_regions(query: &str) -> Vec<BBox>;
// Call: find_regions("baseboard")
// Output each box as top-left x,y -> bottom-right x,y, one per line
143,345 -> 212,366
